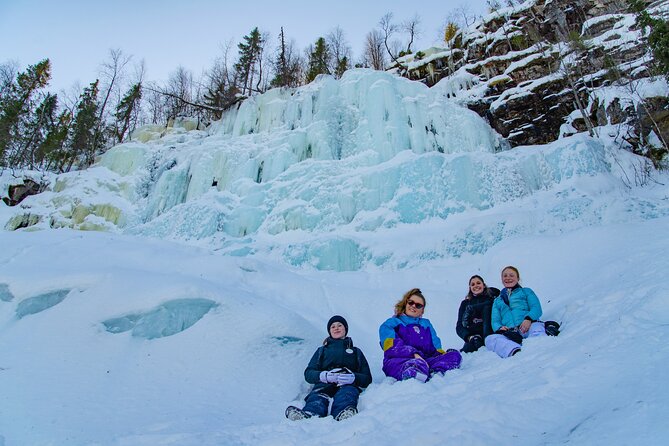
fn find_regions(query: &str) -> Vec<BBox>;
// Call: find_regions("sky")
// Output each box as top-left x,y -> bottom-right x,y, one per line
0,0 -> 488,93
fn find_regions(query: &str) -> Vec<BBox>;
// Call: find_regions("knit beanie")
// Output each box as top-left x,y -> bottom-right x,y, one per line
327,315 -> 348,336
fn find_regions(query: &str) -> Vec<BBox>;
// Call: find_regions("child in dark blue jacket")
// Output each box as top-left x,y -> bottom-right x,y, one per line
285,315 -> 372,421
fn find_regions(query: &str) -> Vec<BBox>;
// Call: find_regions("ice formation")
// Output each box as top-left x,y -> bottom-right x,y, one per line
15,289 -> 71,319
102,298 -> 217,339
2,69 -> 666,271
0,283 -> 14,302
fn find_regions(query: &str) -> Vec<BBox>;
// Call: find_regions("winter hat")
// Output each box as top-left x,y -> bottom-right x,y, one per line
327,315 -> 348,336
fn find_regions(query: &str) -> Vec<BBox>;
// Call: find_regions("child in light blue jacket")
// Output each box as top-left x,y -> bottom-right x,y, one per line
486,266 -> 547,357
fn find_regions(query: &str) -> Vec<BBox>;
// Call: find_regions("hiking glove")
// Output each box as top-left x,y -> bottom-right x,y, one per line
336,373 -> 355,386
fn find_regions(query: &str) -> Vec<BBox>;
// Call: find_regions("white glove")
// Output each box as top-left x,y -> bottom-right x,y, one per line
336,373 -> 355,386
319,371 -> 339,383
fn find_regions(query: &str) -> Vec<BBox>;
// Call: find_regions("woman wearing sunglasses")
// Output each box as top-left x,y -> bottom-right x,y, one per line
379,288 -> 461,382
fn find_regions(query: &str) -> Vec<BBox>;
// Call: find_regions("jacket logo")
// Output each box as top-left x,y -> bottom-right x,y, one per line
346,348 -> 354,354
414,326 -> 421,334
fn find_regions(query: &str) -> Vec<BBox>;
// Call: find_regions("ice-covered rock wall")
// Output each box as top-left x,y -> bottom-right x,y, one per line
100,69 -> 503,229
4,69 -> 663,271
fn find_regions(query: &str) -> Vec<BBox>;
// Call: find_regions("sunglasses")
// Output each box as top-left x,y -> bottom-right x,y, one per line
406,300 -> 424,310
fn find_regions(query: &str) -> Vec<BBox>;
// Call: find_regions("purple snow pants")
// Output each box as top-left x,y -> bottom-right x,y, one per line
383,350 -> 462,382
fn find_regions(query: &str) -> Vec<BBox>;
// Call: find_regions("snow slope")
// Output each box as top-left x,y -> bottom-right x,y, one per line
1,193 -> 668,445
1,68 -> 669,445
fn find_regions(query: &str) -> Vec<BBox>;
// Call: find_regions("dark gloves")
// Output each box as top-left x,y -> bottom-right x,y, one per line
468,334 -> 484,350
544,320 -> 560,336
497,328 -> 523,344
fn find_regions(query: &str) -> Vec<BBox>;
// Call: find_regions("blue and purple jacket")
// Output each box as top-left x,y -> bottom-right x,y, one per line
379,314 -> 445,359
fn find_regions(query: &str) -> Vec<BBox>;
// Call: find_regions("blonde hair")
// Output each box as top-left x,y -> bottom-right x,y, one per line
394,288 -> 425,316
501,265 -> 521,281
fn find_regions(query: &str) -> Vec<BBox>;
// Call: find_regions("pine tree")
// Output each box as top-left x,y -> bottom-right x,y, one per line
39,110 -> 71,172
0,59 -> 51,167
235,28 -> 263,95
203,45 -> 242,118
306,37 -> 331,83
66,80 -> 101,171
114,82 -> 142,143
22,92 -> 59,168
271,27 -> 290,88
630,0 -> 669,77
270,27 -> 302,88
334,56 -> 349,79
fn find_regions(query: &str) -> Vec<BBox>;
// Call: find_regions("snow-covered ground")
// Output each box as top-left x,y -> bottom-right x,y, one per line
1,68 -> 669,445
1,210 -> 668,445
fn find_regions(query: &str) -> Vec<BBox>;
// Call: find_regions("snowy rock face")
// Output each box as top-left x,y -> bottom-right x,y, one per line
2,69 -> 664,271
401,0 -> 668,150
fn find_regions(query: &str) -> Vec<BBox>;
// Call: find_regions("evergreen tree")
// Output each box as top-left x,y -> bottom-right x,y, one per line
0,59 -> 51,167
114,82 -> 142,143
203,44 -> 242,119
235,27 -> 263,95
66,80 -> 101,171
630,0 -> 669,77
306,37 -> 331,83
270,27 -> 302,88
39,110 -> 71,172
334,56 -> 349,79
22,92 -> 58,168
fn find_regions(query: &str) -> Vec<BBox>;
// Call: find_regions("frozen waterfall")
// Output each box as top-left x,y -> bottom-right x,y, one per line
4,69 -> 661,271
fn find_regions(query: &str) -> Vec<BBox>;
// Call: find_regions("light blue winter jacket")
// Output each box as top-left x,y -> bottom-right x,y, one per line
491,286 -> 543,331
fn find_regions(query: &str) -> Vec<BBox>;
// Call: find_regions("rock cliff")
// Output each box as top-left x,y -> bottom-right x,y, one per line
398,0 -> 669,157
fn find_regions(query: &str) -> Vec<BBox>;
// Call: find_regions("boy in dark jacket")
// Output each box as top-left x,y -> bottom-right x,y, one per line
285,315 -> 372,421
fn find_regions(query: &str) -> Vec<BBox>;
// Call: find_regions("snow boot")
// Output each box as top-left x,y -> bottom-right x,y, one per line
334,406 -> 358,421
285,406 -> 312,421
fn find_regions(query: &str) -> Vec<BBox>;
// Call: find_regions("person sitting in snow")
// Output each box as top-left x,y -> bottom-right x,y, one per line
456,275 -> 500,353
285,315 -> 372,422
379,288 -> 461,382
486,266 -> 551,358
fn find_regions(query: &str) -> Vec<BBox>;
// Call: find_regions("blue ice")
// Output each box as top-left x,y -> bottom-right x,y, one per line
103,298 -> 217,339
0,284 -> 14,302
16,289 -> 71,319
